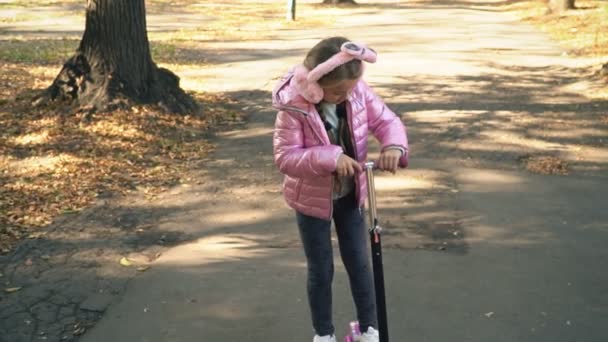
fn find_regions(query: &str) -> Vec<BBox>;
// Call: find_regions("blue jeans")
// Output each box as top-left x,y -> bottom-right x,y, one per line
296,193 -> 377,336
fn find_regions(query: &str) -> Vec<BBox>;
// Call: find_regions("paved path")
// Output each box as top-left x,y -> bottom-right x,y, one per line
81,1 -> 608,341
2,1 -> 607,341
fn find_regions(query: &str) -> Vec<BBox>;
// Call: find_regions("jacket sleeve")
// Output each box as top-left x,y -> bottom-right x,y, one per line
273,110 -> 344,178
362,81 -> 409,167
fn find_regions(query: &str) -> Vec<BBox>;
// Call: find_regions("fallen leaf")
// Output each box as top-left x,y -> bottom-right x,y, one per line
485,312 -> 494,318
523,156 -> 568,175
1,59 -> 237,254
73,326 -> 86,335
136,266 -> 150,272
28,232 -> 45,239
5,287 -> 22,293
119,257 -> 133,267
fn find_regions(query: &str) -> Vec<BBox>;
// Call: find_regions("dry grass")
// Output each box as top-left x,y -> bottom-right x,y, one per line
505,0 -> 608,57
147,2 -> 335,42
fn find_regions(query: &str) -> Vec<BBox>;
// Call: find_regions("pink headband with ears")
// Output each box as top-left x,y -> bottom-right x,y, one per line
293,42 -> 377,103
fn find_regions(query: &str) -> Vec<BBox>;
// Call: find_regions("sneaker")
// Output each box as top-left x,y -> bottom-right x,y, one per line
313,334 -> 336,342
355,327 -> 379,342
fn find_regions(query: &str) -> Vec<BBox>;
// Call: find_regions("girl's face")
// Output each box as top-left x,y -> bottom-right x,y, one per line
321,78 -> 359,104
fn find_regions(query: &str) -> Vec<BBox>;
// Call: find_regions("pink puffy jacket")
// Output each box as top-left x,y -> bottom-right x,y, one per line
272,68 -> 409,220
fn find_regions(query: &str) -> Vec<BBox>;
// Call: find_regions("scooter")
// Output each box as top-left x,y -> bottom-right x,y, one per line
344,161 -> 389,342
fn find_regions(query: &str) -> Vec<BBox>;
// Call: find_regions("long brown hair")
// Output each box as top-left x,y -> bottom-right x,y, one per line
303,36 -> 363,86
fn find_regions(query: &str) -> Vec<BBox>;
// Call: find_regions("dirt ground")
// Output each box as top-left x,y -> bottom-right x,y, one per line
1,1 -> 608,342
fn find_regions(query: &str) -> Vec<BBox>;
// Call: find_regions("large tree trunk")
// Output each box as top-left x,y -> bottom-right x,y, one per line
39,0 -> 198,114
549,0 -> 576,13
599,62 -> 608,77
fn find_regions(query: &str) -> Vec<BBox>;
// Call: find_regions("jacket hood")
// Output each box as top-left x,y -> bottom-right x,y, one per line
272,66 -> 313,114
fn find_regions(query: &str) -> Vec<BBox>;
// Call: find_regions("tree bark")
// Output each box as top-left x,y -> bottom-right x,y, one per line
600,62 -> 608,77
549,0 -> 576,13
287,0 -> 296,21
39,0 -> 198,114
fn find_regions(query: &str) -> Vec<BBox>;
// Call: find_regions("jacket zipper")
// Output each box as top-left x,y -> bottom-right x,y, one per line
346,100 -> 361,205
329,100 -> 360,219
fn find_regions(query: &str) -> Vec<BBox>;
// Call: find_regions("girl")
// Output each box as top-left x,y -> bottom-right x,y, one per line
272,37 -> 409,342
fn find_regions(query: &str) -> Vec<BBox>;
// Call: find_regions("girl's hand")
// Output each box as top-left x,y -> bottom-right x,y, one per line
336,154 -> 363,176
378,149 -> 401,174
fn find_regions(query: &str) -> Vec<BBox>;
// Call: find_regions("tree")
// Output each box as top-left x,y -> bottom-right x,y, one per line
287,0 -> 296,21
549,0 -> 576,13
37,0 -> 198,114
600,62 -> 608,77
